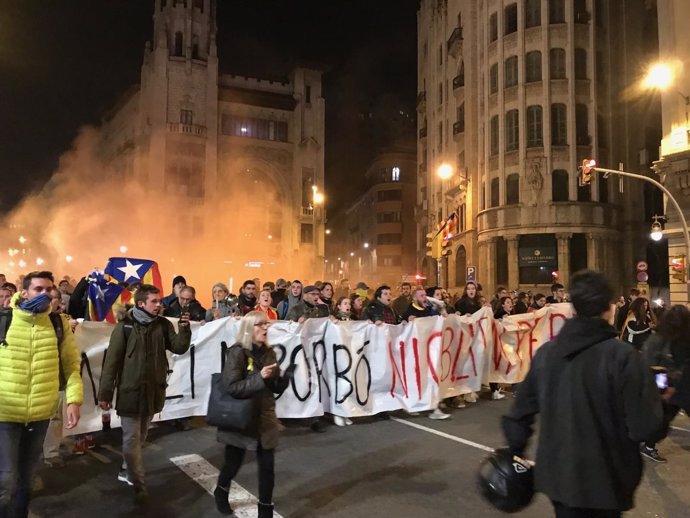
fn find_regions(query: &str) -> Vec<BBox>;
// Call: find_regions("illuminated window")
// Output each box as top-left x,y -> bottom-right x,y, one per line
391,167 -> 400,182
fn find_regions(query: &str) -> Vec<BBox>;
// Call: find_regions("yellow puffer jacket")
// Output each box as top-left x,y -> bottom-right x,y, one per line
0,294 -> 83,423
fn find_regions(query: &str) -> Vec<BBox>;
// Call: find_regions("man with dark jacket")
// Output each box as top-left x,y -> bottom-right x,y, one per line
270,278 -> 288,309
615,288 -> 640,333
364,285 -> 401,324
502,270 -> 662,517
163,285 -> 206,321
98,284 -> 191,503
238,279 -> 258,316
392,282 -> 412,316
161,275 -> 186,308
285,285 -> 330,322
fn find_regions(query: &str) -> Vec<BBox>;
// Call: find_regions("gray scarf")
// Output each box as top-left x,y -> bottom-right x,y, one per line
132,307 -> 157,325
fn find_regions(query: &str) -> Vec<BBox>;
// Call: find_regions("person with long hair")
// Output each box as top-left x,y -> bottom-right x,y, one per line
214,311 -> 294,517
641,304 -> 690,463
333,297 -> 352,321
621,297 -> 654,351
454,281 -> 482,315
350,293 -> 364,320
528,293 -> 547,313
319,282 -> 335,312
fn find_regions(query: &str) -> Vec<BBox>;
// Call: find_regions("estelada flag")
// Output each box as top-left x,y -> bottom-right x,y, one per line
88,257 -> 163,323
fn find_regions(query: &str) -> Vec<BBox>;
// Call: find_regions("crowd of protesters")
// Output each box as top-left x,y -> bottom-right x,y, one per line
0,269 -> 689,517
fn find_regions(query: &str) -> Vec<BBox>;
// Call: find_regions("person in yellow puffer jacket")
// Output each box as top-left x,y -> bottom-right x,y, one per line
0,271 -> 83,518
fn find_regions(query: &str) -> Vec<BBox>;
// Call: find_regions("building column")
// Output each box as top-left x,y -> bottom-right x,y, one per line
484,237 -> 497,295
586,233 -> 601,271
556,233 -> 572,288
506,235 -> 520,289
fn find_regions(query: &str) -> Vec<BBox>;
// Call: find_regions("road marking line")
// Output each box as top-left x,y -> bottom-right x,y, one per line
671,425 -> 690,433
391,417 -> 495,453
170,453 -> 284,518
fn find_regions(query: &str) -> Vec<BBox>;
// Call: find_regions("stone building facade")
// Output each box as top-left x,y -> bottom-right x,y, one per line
325,146 -> 417,287
417,0 -> 659,296
98,0 -> 325,283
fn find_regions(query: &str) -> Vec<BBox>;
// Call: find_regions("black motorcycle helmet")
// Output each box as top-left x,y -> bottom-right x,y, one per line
477,448 -> 534,513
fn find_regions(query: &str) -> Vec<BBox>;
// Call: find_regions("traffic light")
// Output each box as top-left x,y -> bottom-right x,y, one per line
441,233 -> 453,257
426,231 -> 441,259
580,159 -> 596,185
671,255 -> 686,282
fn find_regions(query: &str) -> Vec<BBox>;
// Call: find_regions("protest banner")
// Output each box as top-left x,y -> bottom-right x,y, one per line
66,304 -> 573,435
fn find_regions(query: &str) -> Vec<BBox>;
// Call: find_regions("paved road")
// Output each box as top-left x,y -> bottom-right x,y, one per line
31,393 -> 690,518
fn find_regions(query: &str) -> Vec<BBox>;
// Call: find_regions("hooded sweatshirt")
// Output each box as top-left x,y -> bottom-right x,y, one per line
277,292 -> 301,320
502,316 -> 662,511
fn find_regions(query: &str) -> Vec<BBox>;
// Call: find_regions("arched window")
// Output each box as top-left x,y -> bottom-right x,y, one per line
174,32 -> 184,57
505,109 -> 519,151
490,177 -> 500,207
550,48 -> 566,79
504,4 -> 518,35
505,56 -> 518,87
525,0 -> 541,28
489,13 -> 498,42
455,245 -> 467,287
526,51 -> 542,82
551,103 -> 567,145
506,174 -> 520,204
552,170 -> 569,201
526,105 -> 543,147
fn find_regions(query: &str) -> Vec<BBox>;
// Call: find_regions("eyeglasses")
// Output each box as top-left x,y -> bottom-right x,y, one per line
254,321 -> 271,328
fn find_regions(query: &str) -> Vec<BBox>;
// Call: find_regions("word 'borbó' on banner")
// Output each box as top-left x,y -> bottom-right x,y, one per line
68,304 -> 572,435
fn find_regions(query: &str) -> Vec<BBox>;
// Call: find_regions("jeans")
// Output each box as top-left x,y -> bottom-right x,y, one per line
120,415 -> 152,490
553,501 -> 621,518
0,420 -> 50,518
218,444 -> 275,504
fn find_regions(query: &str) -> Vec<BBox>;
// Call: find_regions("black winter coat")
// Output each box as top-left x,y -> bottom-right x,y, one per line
502,317 -> 662,511
163,298 -> 206,321
216,344 -> 291,450
454,296 -> 481,315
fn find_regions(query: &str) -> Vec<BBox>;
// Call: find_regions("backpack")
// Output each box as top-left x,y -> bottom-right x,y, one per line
0,307 -> 64,348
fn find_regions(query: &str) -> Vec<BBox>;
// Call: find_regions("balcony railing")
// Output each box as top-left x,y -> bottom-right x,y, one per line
301,206 -> 314,217
168,123 -> 207,137
447,27 -> 463,58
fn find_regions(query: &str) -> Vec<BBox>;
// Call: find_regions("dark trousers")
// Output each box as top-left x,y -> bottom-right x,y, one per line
645,400 -> 687,448
217,445 -> 274,504
489,383 -> 499,392
0,420 -> 50,518
553,501 -> 621,518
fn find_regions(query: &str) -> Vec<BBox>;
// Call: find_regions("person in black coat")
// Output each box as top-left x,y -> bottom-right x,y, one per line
502,270 -> 662,517
163,285 -> 206,321
641,304 -> 690,462
454,281 -> 482,315
214,311 -> 294,518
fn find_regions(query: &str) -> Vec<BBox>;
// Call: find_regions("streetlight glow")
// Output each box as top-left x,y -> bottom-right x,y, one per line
437,163 -> 454,180
325,229 -> 331,235
119,245 -> 128,254
65,255 -> 73,263
18,236 -> 27,244
363,242 -> 369,248
36,258 -> 44,266
650,216 -> 664,241
644,63 -> 674,91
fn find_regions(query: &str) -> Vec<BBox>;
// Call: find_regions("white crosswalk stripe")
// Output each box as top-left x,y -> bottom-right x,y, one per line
170,453 -> 283,517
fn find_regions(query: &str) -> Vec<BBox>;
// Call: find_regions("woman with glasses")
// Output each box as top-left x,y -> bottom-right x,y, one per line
214,311 -> 294,517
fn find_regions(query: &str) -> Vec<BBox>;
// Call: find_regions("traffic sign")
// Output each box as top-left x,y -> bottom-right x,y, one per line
467,266 -> 477,283
636,261 -> 648,272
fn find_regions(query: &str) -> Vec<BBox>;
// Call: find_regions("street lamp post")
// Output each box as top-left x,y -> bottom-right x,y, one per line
585,161 -> 690,287
433,163 -> 454,286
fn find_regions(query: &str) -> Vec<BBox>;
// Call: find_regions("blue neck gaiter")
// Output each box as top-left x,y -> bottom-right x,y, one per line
18,293 -> 52,314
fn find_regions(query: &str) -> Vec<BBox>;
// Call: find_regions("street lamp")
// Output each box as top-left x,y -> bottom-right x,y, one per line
650,215 -> 664,242
363,242 -> 369,248
119,245 -> 128,254
437,163 -> 454,180
312,185 -> 325,205
643,63 -> 675,91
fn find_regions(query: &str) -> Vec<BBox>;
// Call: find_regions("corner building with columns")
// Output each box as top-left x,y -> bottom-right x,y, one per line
417,0 -> 661,295
98,0 -> 325,282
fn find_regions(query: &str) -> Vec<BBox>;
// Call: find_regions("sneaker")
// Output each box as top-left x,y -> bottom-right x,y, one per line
72,437 -> 87,455
450,397 -> 466,409
44,456 -> 65,468
345,418 -> 353,426
464,392 -> 478,403
118,469 -> 134,486
491,390 -> 506,400
334,416 -> 347,427
428,408 -> 451,420
641,446 -> 667,463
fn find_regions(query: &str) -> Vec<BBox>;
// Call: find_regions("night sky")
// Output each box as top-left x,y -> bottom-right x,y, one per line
0,0 -> 419,213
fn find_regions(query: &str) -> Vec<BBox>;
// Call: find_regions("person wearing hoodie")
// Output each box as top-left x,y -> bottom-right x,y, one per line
502,270 -> 663,518
161,275 -> 186,308
270,278 -> 288,309
98,284 -> 191,503
277,280 -> 302,320
237,280 -> 258,316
